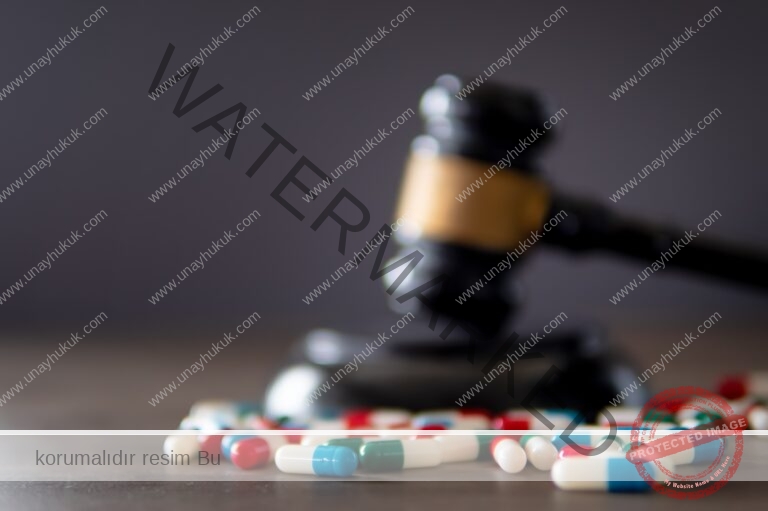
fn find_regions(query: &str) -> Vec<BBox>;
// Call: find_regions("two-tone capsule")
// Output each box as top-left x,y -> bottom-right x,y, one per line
412,409 -> 491,429
231,436 -> 288,470
552,453 -> 662,492
359,439 -> 441,471
718,372 -> 768,400
275,445 -> 358,477
342,408 -> 412,429
493,409 -> 577,431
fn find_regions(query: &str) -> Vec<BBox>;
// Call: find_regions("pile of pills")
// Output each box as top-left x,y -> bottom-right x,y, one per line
164,372 -> 768,491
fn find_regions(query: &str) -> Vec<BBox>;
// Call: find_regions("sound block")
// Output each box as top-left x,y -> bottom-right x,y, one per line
264,318 -> 646,422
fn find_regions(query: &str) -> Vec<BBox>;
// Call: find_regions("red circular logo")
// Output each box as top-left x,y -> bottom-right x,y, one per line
627,386 -> 744,499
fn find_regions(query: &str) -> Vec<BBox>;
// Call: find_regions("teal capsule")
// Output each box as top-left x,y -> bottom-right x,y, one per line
359,439 -> 441,472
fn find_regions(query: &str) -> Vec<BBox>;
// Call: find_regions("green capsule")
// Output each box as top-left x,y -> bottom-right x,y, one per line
359,440 -> 405,472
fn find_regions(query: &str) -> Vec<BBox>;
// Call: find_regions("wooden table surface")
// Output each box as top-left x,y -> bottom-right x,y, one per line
0,320 -> 766,510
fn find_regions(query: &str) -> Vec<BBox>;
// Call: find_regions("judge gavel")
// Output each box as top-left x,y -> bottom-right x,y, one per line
264,75 -> 767,418
388,74 -> 768,337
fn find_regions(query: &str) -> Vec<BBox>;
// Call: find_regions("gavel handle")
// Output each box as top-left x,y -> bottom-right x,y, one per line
546,196 -> 768,291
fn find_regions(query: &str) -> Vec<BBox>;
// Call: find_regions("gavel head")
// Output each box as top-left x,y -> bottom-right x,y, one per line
388,75 -> 559,337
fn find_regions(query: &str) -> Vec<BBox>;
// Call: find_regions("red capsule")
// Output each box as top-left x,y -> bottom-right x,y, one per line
718,375 -> 748,400
492,416 -> 530,430
230,437 -> 271,469
344,409 -> 373,429
198,435 -> 224,456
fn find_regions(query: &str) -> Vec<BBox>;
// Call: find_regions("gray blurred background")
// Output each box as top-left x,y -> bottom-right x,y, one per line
1,0 -> 766,342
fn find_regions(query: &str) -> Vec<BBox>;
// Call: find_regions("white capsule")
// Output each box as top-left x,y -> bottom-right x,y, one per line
452,416 -> 491,429
435,435 -> 491,463
308,418 -> 346,430
188,400 -> 241,424
403,439 -> 442,469
522,436 -> 558,470
370,409 -> 412,428
435,436 -> 477,463
378,432 -> 410,439
163,434 -> 200,459
492,438 -> 527,474
748,405 -> 768,430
